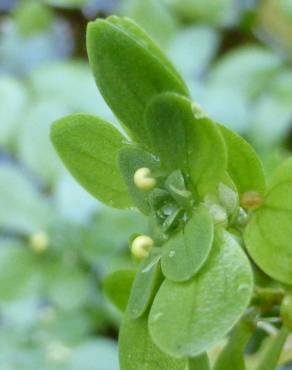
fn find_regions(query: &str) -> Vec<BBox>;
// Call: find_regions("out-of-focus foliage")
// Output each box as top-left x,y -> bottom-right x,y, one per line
0,0 -> 292,368
0,3 -> 147,368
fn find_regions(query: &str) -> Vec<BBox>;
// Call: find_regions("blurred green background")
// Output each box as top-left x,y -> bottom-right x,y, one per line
0,0 -> 291,369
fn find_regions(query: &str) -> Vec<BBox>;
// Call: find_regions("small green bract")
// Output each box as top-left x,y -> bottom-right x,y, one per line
51,15 -> 292,370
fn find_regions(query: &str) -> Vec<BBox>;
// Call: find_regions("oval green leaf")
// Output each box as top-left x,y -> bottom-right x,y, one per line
186,106 -> 227,198
149,230 -> 253,358
219,124 -> 266,196
128,249 -> 163,319
86,17 -> 188,144
118,145 -> 161,214
107,16 -> 183,87
244,157 -> 292,284
161,206 -> 214,282
51,113 -> 132,209
103,269 -> 136,312
144,93 -> 189,172
119,313 -> 186,370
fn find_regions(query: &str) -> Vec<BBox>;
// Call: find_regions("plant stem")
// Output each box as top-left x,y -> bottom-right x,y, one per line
256,325 -> 289,370
214,318 -> 255,370
188,353 -> 210,370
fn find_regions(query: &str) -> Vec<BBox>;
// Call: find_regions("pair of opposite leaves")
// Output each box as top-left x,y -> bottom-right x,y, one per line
51,15 -> 292,367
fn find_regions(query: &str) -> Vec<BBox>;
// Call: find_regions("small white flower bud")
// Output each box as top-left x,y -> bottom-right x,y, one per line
29,231 -> 49,253
134,167 -> 156,191
131,235 -> 154,259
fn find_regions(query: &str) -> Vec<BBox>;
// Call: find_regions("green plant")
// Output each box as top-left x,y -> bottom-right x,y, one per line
51,16 -> 292,370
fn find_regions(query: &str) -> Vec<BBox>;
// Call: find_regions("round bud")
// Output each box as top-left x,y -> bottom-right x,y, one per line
134,167 -> 156,191
131,235 -> 154,259
241,191 -> 263,210
29,231 -> 49,253
281,294 -> 292,331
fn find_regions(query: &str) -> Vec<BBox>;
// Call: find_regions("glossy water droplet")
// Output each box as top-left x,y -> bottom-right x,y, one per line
168,250 -> 176,258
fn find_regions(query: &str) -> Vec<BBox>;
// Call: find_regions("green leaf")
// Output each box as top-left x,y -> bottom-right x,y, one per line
103,269 -> 136,312
86,16 -> 188,144
118,145 -> 161,214
145,93 -> 189,172
144,93 -> 227,197
186,105 -> 227,198
149,230 -> 253,358
161,205 -> 214,282
244,157 -> 292,284
51,113 -> 132,209
119,313 -> 186,370
188,353 -> 210,370
106,16 -> 184,88
255,326 -> 289,370
128,249 -> 163,319
214,320 -> 254,370
219,125 -> 266,196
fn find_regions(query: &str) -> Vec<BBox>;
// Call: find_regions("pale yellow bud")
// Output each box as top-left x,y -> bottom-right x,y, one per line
134,167 -> 156,191
131,235 -> 154,259
241,191 -> 263,210
29,231 -> 49,253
